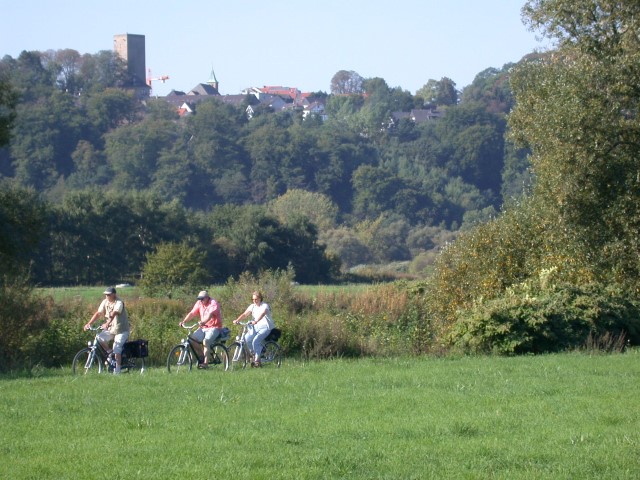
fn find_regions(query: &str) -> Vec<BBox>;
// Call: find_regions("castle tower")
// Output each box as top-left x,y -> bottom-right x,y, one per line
113,33 -> 146,87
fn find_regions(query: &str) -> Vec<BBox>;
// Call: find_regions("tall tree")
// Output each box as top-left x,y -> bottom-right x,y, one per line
416,77 -> 458,107
0,69 -> 18,148
10,91 -> 84,189
0,184 -> 48,278
509,0 -> 640,287
330,70 -> 364,95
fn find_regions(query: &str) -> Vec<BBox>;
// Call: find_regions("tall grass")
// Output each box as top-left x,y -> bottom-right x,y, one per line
1,352 -> 638,479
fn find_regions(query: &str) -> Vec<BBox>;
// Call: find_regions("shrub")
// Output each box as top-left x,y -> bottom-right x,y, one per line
219,266 -> 300,317
424,197 -> 596,342
449,282 -> 640,355
0,278 -> 52,371
125,297 -> 187,365
280,281 -> 435,358
139,242 -> 209,298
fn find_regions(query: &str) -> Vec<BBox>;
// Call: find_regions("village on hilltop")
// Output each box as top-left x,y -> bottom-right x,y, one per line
115,32 -> 439,124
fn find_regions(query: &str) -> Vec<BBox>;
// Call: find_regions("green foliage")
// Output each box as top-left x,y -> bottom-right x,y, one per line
415,77 -> 458,107
206,204 -> 335,284
1,43 -> 543,286
319,226 -> 372,268
330,70 -> 364,94
0,70 -> 18,147
422,0 -> 640,354
450,281 -> 640,355
0,183 -> 48,278
139,242 -> 209,298
124,297 -> 187,365
276,281 -> 434,359
0,278 -> 54,371
460,65 -> 515,114
268,188 -> 339,230
219,267 -> 299,318
424,196 -> 597,340
46,190 -> 189,285
510,0 -> 640,292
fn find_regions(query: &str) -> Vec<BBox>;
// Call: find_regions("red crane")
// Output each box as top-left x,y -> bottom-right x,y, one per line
146,69 -> 170,94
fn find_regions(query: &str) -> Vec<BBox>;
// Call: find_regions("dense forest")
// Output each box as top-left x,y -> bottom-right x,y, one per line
0,43 -> 533,286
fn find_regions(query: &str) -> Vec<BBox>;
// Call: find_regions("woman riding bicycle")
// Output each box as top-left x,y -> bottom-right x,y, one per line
233,291 -> 274,367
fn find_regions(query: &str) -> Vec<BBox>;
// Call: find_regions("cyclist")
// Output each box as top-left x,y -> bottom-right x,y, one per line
233,290 -> 274,367
180,290 -> 223,369
84,286 -> 130,374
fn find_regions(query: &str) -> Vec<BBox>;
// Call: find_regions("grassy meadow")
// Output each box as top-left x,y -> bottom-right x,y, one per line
1,352 -> 639,479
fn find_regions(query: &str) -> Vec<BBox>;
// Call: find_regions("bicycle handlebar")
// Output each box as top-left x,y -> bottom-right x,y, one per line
181,322 -> 200,330
234,321 -> 253,326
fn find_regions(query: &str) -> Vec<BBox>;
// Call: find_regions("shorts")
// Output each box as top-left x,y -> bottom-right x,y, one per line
191,327 -> 221,347
97,330 -> 130,354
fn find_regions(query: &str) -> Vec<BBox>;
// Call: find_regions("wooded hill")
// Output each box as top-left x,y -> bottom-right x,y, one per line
1,48 -> 529,285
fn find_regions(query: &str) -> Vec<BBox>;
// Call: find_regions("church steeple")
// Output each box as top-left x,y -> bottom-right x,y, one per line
207,66 -> 219,93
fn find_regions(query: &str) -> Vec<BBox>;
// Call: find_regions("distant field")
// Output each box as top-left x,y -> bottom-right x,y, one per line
37,283 -> 375,304
1,353 -> 638,479
37,285 -> 141,303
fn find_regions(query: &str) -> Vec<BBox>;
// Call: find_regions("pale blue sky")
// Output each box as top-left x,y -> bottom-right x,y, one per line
1,0 -> 548,97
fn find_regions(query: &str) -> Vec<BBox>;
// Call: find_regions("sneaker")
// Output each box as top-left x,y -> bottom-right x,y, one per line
197,363 -> 209,369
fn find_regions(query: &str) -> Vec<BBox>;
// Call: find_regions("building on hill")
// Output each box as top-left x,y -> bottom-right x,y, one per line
391,108 -> 443,124
113,33 -> 150,98
158,71 -> 327,120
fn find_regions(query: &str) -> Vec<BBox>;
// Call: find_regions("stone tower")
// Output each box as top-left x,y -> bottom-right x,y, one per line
113,33 -> 146,87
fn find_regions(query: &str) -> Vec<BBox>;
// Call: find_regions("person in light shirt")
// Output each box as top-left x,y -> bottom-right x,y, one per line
84,286 -> 130,374
180,290 -> 223,369
233,291 -> 274,367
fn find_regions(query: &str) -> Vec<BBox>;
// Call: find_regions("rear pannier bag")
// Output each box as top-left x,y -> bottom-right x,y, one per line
123,339 -> 149,358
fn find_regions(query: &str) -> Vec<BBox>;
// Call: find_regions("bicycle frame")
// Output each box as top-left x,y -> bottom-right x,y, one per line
166,323 -> 229,373
229,321 -> 282,369
72,326 -> 144,375
230,322 -> 252,364
82,329 -> 109,372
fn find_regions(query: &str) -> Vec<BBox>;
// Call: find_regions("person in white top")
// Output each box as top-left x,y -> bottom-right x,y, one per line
233,291 -> 274,367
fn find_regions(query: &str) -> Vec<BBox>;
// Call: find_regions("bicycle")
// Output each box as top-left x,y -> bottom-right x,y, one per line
166,323 -> 230,373
228,321 -> 282,369
72,326 -> 147,375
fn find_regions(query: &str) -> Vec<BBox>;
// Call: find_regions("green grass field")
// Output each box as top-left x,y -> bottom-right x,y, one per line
1,352 -> 639,479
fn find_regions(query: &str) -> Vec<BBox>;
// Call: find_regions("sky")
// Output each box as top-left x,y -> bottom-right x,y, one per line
1,0 -> 549,97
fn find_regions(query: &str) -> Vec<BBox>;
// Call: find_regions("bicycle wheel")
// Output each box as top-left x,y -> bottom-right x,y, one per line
167,345 -> 192,373
209,344 -> 229,371
72,347 -> 103,375
121,355 -> 145,374
260,341 -> 282,368
228,341 -> 248,370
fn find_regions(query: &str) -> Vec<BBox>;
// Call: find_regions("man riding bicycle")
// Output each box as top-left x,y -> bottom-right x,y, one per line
180,290 -> 223,369
84,286 -> 129,374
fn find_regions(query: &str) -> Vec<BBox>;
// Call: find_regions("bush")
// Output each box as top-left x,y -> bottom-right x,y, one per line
449,282 -> 640,355
125,297 -> 187,365
279,281 -> 435,358
0,278 -> 52,371
424,197 -> 596,342
139,242 -> 209,298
